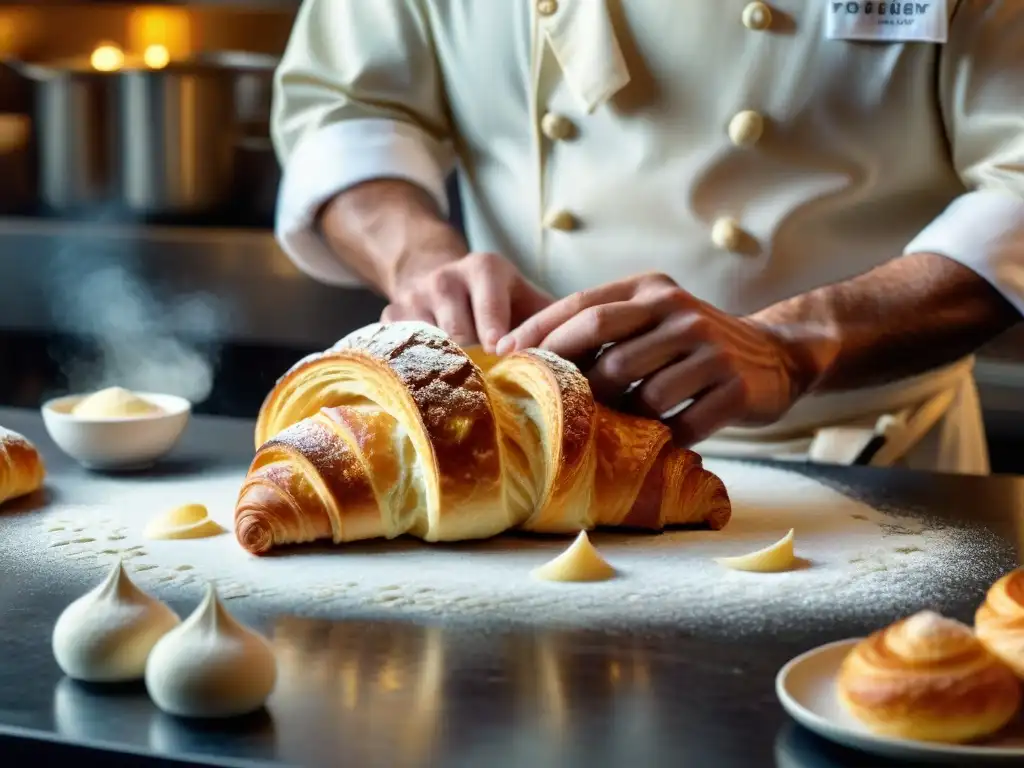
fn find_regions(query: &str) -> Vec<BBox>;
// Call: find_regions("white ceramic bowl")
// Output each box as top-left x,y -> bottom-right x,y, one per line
41,392 -> 192,470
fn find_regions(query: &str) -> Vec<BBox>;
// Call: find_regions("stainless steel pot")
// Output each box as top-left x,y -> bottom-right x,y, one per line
116,62 -> 238,215
10,55 -> 252,217
196,51 -> 277,128
7,60 -> 116,211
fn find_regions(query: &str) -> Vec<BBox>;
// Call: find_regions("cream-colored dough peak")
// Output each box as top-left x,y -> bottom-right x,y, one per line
52,559 -> 181,682
145,584 -> 277,718
145,503 -> 226,540
714,529 -> 796,573
531,531 -> 617,582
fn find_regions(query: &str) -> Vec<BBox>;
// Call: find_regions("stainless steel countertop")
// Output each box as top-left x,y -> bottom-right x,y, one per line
1,406 -> 1023,767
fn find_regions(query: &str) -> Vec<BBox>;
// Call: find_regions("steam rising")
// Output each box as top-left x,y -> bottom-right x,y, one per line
50,254 -> 228,405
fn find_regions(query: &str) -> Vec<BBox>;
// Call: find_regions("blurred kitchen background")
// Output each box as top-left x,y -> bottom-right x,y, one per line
0,1 -> 1021,472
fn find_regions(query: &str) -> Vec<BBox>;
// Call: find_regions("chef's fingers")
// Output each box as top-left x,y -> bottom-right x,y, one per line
666,379 -> 744,447
497,279 -> 641,354
432,286 -> 479,348
512,280 -> 557,325
465,269 -> 512,354
419,270 -> 477,345
541,301 -> 662,364
628,345 -> 726,421
587,315 -> 703,401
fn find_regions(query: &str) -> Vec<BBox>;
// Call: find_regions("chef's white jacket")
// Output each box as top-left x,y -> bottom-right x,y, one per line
271,0 -> 1024,474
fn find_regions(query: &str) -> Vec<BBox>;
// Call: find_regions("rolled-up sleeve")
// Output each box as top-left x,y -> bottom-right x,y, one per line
903,0 -> 1024,316
271,0 -> 454,286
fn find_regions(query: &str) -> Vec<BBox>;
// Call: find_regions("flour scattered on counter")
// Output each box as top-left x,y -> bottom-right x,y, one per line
4,461 -> 1012,636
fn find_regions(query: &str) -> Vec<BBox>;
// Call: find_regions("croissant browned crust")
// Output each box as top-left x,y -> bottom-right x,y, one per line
837,610 -> 1021,743
235,322 -> 730,555
975,569 -> 1024,679
0,425 -> 45,506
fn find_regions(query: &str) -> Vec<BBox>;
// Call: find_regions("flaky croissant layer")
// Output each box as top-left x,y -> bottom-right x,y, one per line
235,322 -> 730,555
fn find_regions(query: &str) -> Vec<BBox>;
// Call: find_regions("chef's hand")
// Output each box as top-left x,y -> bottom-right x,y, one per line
495,273 -> 836,446
382,251 -> 554,352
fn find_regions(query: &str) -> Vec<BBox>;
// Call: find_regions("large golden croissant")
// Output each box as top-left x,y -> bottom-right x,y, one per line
0,425 -> 45,506
235,322 -> 731,555
837,610 -> 1021,743
975,569 -> 1024,678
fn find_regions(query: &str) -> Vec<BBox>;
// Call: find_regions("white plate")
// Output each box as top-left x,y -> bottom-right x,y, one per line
776,638 -> 1024,763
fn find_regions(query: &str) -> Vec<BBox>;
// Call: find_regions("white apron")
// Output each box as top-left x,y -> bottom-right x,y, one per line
693,357 -> 989,474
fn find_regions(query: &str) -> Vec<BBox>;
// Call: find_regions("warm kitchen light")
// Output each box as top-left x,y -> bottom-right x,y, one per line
143,44 -> 170,69
129,7 -> 191,60
90,43 -> 125,72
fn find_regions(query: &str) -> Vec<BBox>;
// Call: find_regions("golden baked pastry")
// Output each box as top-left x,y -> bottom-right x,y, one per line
975,568 -> 1024,679
0,425 -> 46,505
235,322 -> 731,554
837,610 -> 1021,743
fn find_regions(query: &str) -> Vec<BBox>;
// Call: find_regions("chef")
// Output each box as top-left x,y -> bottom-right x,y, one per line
270,0 -> 1023,474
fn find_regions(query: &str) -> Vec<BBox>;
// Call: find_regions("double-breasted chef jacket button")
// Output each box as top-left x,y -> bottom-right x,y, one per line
543,209 -> 578,231
537,0 -> 558,17
711,217 -> 744,251
728,110 -> 765,147
541,112 -> 575,141
742,2 -> 773,30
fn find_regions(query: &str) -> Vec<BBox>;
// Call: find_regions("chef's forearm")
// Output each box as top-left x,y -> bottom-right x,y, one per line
752,252 -> 1020,393
317,180 -> 468,297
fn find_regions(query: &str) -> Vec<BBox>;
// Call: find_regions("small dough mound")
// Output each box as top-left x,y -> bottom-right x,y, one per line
145,584 -> 277,718
145,503 -> 226,540
714,529 -> 796,573
52,560 -> 181,682
531,530 -> 617,582
72,386 -> 164,419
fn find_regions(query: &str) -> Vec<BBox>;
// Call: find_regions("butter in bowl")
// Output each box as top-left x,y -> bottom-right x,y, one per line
41,386 -> 191,470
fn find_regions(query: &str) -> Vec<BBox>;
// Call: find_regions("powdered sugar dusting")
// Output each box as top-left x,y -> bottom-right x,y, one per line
266,414 -> 346,468
0,424 -> 31,446
340,321 -> 489,417
521,349 -> 593,439
271,323 -> 455,391
528,348 -> 581,381
3,459 -> 1010,638
391,345 -> 469,387
335,321 -> 451,360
